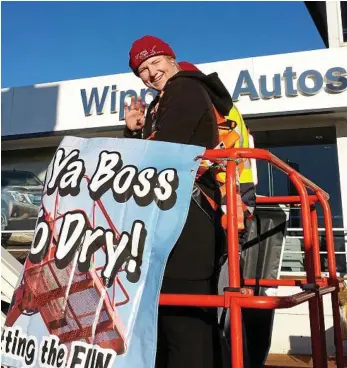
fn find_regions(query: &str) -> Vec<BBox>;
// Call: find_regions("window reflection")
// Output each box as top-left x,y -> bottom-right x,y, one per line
281,230 -> 347,274
253,127 -> 345,274
341,1 -> 347,42
256,143 -> 343,228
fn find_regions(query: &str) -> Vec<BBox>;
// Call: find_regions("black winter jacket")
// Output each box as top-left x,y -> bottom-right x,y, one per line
124,71 -> 232,282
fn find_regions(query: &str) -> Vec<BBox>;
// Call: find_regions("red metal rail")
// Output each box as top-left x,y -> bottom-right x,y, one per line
159,148 -> 344,368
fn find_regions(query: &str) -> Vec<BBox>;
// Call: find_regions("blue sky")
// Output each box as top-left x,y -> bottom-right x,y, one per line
2,1 -> 324,88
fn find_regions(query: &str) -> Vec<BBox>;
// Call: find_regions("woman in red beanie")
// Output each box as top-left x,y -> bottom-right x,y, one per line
124,35 -> 233,368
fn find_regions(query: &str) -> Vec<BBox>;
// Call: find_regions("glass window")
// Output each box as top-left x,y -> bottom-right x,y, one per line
1,170 -> 43,187
255,126 -> 343,228
271,144 -> 343,228
1,148 -> 53,255
254,127 -> 346,274
341,1 -> 347,42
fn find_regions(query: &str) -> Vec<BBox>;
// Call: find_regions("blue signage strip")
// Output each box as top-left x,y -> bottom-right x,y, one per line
80,67 -> 347,117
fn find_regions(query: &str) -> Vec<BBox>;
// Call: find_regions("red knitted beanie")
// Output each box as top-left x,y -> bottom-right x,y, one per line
129,35 -> 176,75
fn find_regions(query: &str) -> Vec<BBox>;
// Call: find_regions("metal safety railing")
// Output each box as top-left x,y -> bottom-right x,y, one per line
159,148 -> 344,368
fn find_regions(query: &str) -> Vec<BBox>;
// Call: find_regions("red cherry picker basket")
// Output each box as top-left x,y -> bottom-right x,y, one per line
160,148 -> 345,368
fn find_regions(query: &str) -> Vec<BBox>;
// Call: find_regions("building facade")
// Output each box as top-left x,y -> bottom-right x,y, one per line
2,47 -> 347,272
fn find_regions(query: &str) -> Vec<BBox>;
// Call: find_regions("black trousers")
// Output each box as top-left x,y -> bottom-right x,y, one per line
156,279 -> 226,368
155,198 -> 226,368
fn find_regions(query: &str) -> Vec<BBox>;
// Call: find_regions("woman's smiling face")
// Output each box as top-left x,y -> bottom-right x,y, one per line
138,55 -> 178,91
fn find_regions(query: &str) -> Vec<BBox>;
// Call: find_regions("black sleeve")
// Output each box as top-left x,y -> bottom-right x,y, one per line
123,98 -> 158,139
153,78 -> 217,148
123,126 -> 142,139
